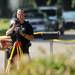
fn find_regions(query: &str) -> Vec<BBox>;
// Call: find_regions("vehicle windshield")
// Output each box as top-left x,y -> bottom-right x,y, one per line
62,11 -> 75,20
41,9 -> 56,16
25,13 -> 44,19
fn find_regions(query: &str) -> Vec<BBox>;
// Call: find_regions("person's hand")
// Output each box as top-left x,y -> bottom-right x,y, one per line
6,21 -> 16,35
12,21 -> 19,32
14,27 -> 21,33
19,28 -> 24,35
10,20 -> 16,29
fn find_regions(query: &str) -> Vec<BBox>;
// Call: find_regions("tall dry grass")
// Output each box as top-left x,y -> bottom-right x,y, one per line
0,49 -> 75,75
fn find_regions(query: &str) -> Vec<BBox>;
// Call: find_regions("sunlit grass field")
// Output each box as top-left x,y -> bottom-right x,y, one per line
0,19 -> 10,35
0,52 -> 75,75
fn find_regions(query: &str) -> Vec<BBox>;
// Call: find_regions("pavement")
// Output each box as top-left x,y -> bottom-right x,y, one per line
29,29 -> 75,58
60,29 -> 75,40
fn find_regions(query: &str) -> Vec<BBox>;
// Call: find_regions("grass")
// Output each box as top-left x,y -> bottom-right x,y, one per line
0,19 -> 10,35
0,46 -> 75,75
0,52 -> 75,75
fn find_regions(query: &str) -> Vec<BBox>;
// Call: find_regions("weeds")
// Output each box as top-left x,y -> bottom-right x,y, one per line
0,52 -> 74,75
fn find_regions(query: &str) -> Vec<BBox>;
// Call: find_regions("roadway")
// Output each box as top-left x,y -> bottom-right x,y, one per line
60,29 -> 75,40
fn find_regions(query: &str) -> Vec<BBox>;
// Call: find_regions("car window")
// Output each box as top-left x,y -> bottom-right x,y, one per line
38,6 -> 57,16
62,11 -> 75,20
25,13 -> 44,19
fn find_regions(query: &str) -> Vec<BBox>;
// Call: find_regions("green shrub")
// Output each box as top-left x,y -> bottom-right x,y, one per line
0,53 -> 75,75
0,19 -> 9,35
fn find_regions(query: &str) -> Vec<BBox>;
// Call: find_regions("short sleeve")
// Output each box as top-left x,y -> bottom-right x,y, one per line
25,22 -> 33,35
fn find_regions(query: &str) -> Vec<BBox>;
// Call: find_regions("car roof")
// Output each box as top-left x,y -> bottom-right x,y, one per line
38,6 -> 57,10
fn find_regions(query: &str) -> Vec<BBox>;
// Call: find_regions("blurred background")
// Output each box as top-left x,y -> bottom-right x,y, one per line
0,0 -> 75,18
1,0 -> 75,73
0,0 -> 75,35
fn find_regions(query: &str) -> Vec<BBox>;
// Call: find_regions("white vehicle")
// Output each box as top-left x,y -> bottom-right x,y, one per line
62,11 -> 75,29
38,6 -> 58,31
25,12 -> 48,32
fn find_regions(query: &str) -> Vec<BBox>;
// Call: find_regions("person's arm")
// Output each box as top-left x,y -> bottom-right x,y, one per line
20,22 -> 34,40
21,33 -> 34,40
6,22 -> 16,36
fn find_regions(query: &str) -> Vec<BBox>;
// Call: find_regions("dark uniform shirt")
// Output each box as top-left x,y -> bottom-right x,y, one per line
10,19 -> 33,54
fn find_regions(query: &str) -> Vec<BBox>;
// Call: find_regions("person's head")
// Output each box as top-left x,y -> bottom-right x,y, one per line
16,9 -> 25,21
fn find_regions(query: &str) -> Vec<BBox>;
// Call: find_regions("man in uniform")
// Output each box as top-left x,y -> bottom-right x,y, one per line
6,9 -> 34,64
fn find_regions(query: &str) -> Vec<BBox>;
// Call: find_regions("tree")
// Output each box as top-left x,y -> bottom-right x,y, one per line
35,0 -> 48,6
0,0 -> 8,17
50,0 -> 57,5
72,0 -> 75,9
29,0 -> 37,8
35,0 -> 57,6
62,0 -> 72,10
